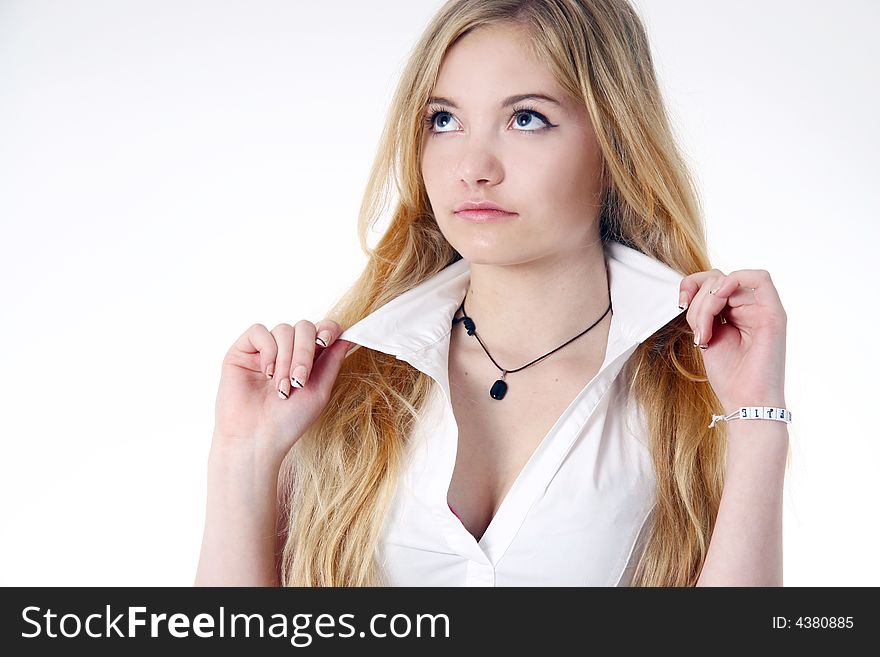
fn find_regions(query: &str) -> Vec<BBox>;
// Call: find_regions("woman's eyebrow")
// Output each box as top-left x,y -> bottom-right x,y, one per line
425,93 -> 562,109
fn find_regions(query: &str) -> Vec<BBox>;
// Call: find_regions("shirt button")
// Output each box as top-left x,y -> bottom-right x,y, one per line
465,559 -> 495,587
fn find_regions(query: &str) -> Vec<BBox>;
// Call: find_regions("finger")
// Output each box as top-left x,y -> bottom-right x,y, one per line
698,270 -> 781,340
269,323 -> 295,399
230,323 -> 278,379
307,338 -> 353,394
289,320 -> 319,389
682,270 -> 725,344
313,319 -> 343,349
695,274 -> 740,350
726,284 -> 758,309
724,269 -> 782,308
679,269 -> 723,310
692,270 -> 775,349
690,273 -> 736,347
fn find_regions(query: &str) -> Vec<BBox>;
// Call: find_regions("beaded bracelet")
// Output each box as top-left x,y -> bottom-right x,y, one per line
708,406 -> 792,429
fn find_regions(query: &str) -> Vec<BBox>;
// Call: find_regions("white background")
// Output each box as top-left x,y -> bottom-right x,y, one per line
1,0 -> 876,586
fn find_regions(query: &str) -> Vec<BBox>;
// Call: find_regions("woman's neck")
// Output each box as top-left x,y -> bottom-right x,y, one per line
454,240 -> 611,366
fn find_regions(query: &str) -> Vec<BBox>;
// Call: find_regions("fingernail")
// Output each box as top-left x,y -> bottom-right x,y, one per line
709,286 -> 719,295
278,377 -> 290,399
316,330 -> 332,347
678,291 -> 688,310
266,362 -> 274,379
693,330 -> 700,346
291,365 -> 307,388
699,343 -> 708,350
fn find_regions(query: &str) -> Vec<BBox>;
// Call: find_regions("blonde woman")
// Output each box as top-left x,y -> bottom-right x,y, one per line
196,0 -> 790,587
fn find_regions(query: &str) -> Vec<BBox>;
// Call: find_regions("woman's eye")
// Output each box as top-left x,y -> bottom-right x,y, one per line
428,110 -> 459,133
511,110 -> 548,131
423,107 -> 553,134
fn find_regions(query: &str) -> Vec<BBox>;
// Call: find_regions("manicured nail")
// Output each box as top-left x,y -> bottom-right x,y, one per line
291,365 -> 307,388
266,362 -> 274,379
278,377 -> 290,399
678,291 -> 688,310
316,330 -> 332,347
693,330 -> 700,346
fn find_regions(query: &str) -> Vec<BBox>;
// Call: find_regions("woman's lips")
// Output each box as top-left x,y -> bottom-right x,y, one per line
454,209 -> 518,222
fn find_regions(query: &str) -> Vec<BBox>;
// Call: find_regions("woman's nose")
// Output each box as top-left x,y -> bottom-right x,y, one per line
454,144 -> 504,187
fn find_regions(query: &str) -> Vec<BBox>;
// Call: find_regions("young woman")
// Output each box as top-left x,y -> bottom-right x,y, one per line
196,0 -> 790,587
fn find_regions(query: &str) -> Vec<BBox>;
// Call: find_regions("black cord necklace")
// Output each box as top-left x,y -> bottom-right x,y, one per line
452,274 -> 613,400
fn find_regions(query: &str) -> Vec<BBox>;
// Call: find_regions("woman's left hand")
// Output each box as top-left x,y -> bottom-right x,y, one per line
679,269 -> 787,413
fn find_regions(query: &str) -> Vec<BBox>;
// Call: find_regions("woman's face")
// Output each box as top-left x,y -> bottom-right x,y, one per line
420,22 -> 605,266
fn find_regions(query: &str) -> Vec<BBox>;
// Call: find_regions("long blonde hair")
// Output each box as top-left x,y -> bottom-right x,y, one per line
279,0 -> 725,586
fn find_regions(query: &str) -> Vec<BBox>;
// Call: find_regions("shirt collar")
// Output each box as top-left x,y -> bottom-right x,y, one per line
339,240 -> 686,362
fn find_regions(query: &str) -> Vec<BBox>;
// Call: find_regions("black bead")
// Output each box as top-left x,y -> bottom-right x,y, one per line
490,379 -> 508,400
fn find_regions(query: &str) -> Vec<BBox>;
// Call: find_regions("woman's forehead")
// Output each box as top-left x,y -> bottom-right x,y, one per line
432,27 -> 569,108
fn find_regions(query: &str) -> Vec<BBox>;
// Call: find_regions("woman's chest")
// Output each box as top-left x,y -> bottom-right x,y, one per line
377,341 -> 657,586
445,349 -> 606,542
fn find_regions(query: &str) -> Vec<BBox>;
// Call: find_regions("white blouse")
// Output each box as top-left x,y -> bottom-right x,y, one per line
337,240 -> 687,586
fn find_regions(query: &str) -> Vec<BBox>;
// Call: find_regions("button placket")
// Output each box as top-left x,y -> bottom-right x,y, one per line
465,559 -> 495,587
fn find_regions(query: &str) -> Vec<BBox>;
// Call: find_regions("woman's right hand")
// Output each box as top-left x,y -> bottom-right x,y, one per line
212,320 -> 352,461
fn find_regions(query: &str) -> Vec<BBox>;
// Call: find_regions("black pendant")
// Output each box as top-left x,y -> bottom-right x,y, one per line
490,379 -> 508,400
490,371 -> 509,400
